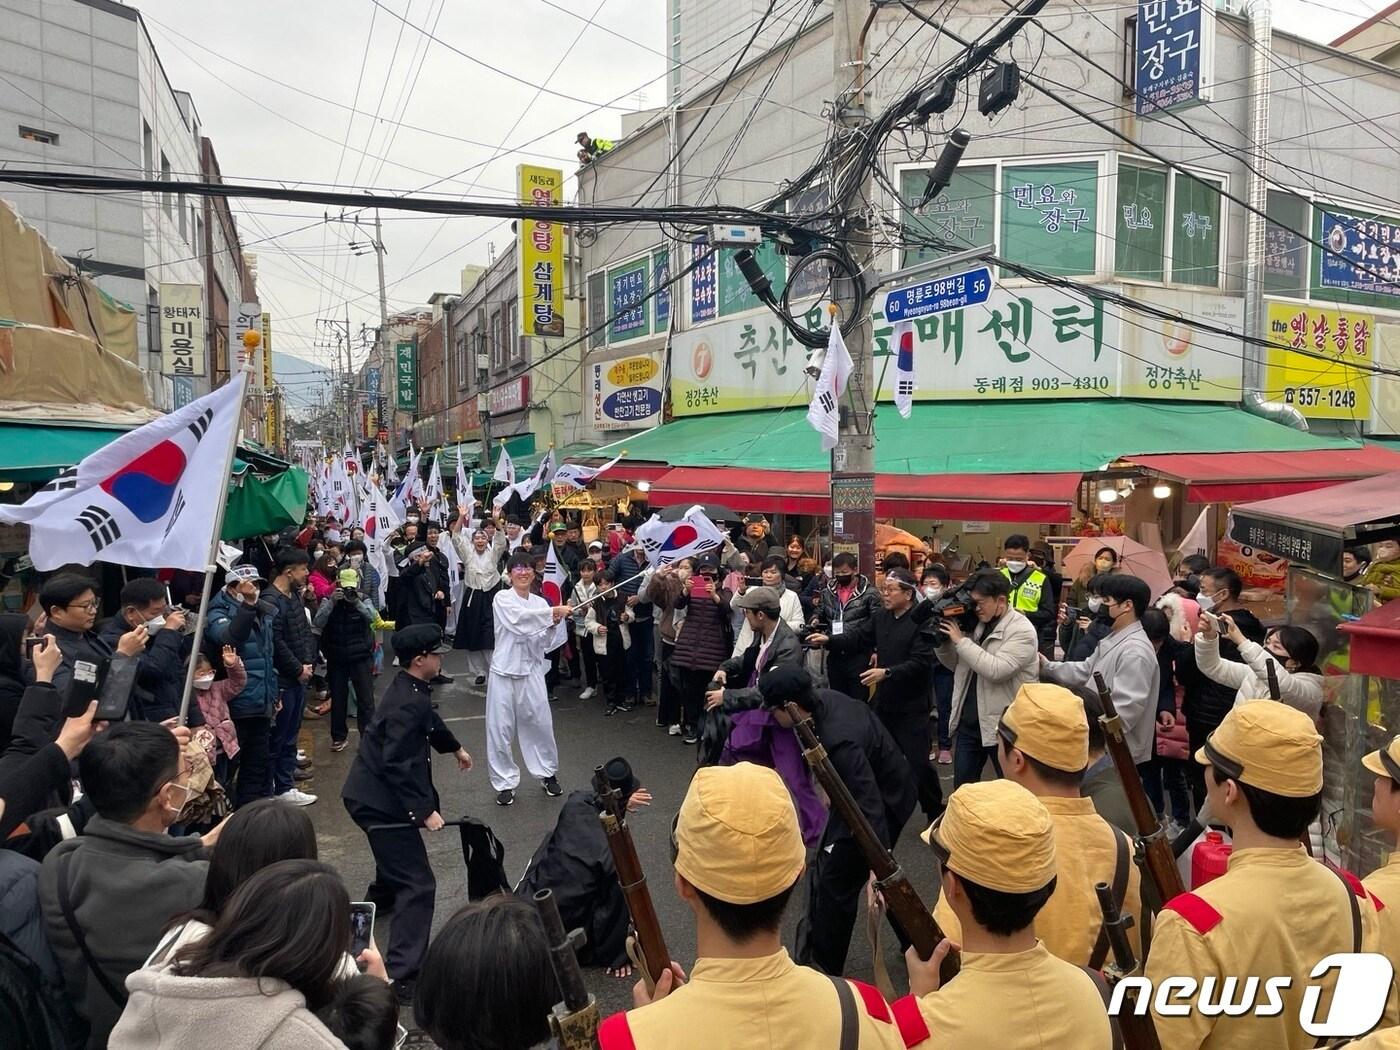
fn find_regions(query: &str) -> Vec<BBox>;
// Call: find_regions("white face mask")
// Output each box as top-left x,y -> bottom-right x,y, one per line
822,564 -> 833,579
193,674 -> 215,690
923,585 -> 943,600
143,614 -> 166,633
1196,593 -> 1216,612
1005,560 -> 1027,573
1087,596 -> 1104,613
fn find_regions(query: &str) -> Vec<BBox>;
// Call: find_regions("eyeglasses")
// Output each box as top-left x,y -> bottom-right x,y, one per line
66,600 -> 100,612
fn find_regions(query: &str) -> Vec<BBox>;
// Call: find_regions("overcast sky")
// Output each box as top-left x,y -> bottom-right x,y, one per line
137,0 -> 1388,380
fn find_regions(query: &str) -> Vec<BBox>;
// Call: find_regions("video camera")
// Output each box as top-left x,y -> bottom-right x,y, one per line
913,583 -> 978,632
797,618 -> 829,650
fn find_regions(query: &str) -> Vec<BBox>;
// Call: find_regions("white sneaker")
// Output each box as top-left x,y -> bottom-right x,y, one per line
579,687 -> 596,700
668,724 -> 682,736
276,788 -> 317,806
296,749 -> 308,763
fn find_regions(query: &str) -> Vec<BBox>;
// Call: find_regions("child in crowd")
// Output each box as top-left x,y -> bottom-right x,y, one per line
314,975 -> 401,1050
1363,538 -> 1400,603
571,559 -> 604,701
193,645 -> 243,788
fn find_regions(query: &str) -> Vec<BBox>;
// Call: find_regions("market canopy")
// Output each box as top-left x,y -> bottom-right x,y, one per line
1227,471 -> 1400,573
223,446 -> 309,542
1124,446 -> 1400,502
0,420 -> 128,481
593,401 -> 1361,476
1339,601 -> 1400,679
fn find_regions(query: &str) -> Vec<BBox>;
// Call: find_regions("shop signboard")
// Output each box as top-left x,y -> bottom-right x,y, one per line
230,301 -> 260,365
1227,511 -> 1336,577
671,285 -> 1244,416
516,165 -> 566,337
1374,324 -> 1400,435
609,258 -> 650,342
395,341 -> 417,412
365,367 -> 381,398
1317,207 -> 1400,301
591,353 -> 664,430
488,376 -> 530,416
1262,300 -> 1373,421
690,238 -> 718,324
159,283 -> 204,376
1135,0 -> 1215,117
260,313 -> 273,390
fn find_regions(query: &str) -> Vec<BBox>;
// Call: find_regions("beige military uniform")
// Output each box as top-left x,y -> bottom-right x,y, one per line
1147,703 -> 1387,1050
1362,738 -> 1400,1028
933,795 -> 1142,966
890,943 -> 1112,1050
599,950 -> 904,1050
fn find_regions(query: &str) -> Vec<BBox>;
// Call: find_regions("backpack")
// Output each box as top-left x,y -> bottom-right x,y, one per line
0,930 -> 86,1050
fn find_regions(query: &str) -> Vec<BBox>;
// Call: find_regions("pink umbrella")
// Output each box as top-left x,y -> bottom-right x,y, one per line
1061,536 -> 1174,600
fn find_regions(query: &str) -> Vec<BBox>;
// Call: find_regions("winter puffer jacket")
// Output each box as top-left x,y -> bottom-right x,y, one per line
1193,634 -> 1325,721
672,586 -> 733,672
206,591 -> 279,720
262,585 -> 315,687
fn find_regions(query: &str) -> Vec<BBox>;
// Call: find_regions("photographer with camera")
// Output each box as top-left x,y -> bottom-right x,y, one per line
314,569 -> 378,754
935,571 -> 1040,790
810,552 -> 877,700
808,567 -> 942,822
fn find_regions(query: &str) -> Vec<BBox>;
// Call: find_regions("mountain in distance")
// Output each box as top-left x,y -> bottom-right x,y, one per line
272,351 -> 332,413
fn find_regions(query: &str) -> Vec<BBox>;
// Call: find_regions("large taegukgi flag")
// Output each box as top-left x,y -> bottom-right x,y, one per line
0,374 -> 246,571
633,506 -> 725,567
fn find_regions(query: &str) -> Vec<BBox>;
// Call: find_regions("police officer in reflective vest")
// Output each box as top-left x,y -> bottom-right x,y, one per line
1000,534 -> 1056,657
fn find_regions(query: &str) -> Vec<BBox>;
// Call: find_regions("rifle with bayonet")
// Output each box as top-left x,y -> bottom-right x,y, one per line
1096,881 -> 1161,1050
784,701 -> 960,985
533,889 -> 600,1050
1094,672 -> 1186,907
593,764 -> 672,993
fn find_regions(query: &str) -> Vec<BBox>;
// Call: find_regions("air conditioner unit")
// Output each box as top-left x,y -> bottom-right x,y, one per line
475,352 -> 489,370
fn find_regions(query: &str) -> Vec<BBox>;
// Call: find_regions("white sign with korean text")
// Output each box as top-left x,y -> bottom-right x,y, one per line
230,301 -> 261,367
590,353 -> 664,431
159,283 -> 205,377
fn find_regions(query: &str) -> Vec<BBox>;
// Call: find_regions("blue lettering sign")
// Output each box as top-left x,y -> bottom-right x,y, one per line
882,265 -> 994,322
1135,0 -> 1213,117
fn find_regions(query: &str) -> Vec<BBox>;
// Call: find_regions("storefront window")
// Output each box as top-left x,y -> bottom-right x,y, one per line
1171,173 -> 1222,287
1115,161 -> 1168,281
1001,160 -> 1100,277
1264,188 -> 1309,299
899,164 -> 997,267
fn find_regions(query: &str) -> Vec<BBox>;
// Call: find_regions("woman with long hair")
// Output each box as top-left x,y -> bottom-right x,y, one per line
113,860 -> 382,1049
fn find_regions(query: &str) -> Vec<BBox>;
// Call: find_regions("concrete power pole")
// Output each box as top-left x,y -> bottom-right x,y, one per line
829,0 -> 878,576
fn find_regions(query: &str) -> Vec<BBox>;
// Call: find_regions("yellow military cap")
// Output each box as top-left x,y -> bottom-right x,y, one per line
999,683 -> 1089,773
673,763 -> 805,905
921,780 -> 1056,894
1194,701 -> 1323,797
1362,736 -> 1400,784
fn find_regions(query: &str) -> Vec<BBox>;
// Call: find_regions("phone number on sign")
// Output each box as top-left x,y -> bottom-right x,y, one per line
1285,386 -> 1358,409
974,375 -> 1110,394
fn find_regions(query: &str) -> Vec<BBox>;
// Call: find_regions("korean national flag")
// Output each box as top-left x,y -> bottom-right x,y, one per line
807,319 -> 854,451
0,373 -> 246,571
893,320 -> 916,419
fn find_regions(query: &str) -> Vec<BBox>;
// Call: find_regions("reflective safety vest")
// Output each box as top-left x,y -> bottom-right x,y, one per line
1001,566 -> 1047,613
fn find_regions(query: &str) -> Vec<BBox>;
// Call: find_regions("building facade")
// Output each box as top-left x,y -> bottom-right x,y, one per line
0,0 -> 254,410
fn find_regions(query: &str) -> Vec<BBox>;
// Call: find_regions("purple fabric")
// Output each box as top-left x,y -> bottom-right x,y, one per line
720,708 -> 827,846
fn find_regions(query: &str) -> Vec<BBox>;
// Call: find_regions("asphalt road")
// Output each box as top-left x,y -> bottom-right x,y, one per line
304,649 -> 953,1036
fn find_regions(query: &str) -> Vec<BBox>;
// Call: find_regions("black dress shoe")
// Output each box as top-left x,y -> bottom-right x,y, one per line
430,673 -> 454,685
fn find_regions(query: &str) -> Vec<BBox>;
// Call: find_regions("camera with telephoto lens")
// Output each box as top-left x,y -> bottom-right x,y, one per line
914,583 -> 978,631
797,618 -> 829,650
342,587 -> 358,602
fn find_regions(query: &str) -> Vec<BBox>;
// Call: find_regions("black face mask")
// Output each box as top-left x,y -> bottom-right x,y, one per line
834,574 -> 854,585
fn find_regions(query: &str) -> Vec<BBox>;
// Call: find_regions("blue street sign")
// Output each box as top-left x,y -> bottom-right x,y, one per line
882,265 -> 993,322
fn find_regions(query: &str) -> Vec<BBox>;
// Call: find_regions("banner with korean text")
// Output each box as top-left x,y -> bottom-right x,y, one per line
517,165 -> 566,337
159,283 -> 205,377
1263,300 -> 1374,421
668,285 -> 1243,416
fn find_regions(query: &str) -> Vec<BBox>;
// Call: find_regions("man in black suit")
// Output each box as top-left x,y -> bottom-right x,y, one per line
757,665 -> 916,977
341,624 -> 473,1004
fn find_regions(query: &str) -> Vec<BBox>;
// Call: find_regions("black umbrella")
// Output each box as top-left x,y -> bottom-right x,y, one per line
656,502 -> 741,523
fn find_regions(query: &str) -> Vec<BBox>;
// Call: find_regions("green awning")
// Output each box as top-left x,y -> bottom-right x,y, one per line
223,465 -> 310,541
1369,438 -> 1400,453
594,401 -> 1362,475
0,421 -> 129,481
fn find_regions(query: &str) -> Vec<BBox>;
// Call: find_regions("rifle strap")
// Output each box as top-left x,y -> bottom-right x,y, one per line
866,886 -> 897,1002
1081,967 -> 1125,1050
829,976 -> 858,1050
1088,827 -> 1131,971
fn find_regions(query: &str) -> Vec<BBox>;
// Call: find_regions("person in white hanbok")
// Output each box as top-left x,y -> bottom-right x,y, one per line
487,551 -> 571,806
450,523 -> 506,684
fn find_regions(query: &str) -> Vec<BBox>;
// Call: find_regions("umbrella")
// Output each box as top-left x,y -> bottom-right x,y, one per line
1061,535 -> 1174,600
656,502 -> 741,523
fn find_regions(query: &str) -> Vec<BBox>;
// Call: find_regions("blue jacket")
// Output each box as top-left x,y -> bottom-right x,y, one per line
207,589 -> 280,719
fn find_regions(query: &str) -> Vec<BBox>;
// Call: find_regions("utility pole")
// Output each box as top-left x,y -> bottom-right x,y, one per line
315,315 -> 353,446
830,0 -> 878,577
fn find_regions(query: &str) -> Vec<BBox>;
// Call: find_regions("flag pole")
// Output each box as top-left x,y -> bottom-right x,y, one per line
177,339 -> 256,726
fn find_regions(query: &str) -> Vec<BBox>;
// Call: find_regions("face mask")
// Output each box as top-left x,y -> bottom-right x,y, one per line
923,585 -> 943,600
312,548 -> 325,559
1095,559 -> 1114,572
193,674 -> 215,690
1086,596 -> 1104,613
835,573 -> 854,585
1196,593 -> 1216,612
143,614 -> 166,634
822,564 -> 833,579
1005,560 -> 1027,573
349,554 -> 364,567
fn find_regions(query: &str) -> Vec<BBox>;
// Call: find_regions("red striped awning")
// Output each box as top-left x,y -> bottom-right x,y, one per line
647,467 -> 1081,521
1125,446 -> 1400,503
